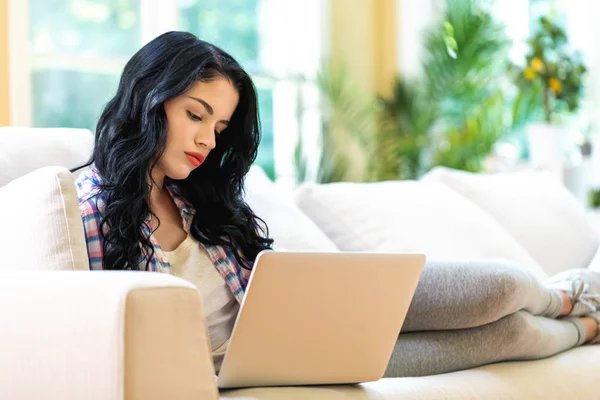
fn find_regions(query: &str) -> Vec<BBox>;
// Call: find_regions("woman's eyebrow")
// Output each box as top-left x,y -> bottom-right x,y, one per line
187,96 -> 213,114
187,96 -> 229,124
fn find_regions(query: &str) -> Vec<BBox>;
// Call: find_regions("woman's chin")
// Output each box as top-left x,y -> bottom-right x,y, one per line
166,166 -> 194,180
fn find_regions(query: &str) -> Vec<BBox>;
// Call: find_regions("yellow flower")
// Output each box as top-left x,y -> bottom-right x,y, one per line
531,57 -> 544,72
549,78 -> 562,94
523,67 -> 536,80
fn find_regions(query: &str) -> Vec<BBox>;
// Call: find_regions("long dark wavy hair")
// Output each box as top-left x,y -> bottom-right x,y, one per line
72,31 -> 273,271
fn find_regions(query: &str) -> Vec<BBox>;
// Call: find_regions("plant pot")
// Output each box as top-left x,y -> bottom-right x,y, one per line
526,123 -> 572,168
564,161 -> 594,206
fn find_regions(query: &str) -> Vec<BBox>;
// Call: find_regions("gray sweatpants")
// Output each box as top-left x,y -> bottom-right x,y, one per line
385,260 -> 588,377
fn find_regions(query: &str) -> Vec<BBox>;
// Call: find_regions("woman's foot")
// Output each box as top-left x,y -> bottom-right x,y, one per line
581,315 -> 600,343
557,289 -> 600,344
546,269 -> 600,316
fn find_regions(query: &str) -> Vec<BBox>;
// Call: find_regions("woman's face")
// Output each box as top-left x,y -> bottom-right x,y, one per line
157,77 -> 239,181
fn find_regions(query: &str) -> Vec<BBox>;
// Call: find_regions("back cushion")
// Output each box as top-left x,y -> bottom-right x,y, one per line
0,127 -> 94,187
422,167 -> 599,276
587,249 -> 600,273
0,166 -> 89,271
244,166 -> 338,251
294,180 -> 548,280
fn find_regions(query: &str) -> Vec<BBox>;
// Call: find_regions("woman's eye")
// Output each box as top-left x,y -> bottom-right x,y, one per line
187,111 -> 202,121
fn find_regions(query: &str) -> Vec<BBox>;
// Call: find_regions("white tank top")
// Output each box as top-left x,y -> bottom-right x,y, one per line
163,234 -> 239,373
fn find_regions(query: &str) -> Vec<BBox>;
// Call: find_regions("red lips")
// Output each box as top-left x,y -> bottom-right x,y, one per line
185,152 -> 205,167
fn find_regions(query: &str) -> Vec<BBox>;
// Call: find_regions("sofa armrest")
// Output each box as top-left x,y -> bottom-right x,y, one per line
0,271 -> 218,400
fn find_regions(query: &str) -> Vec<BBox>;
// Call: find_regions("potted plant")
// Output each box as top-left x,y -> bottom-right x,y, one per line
511,16 -> 586,168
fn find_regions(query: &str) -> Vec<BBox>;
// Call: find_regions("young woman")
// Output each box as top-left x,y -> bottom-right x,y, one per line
73,31 -> 600,376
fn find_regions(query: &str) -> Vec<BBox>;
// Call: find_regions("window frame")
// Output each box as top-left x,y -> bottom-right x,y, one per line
8,0 -> 325,183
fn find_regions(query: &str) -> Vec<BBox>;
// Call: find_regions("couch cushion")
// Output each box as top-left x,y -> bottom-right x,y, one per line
422,167 -> 599,276
244,167 -> 338,251
294,180 -> 547,280
0,166 -> 89,271
220,346 -> 600,399
0,127 -> 94,187
585,248 -> 600,273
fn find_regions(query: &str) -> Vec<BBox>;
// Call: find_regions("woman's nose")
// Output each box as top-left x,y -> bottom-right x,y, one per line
195,126 -> 216,150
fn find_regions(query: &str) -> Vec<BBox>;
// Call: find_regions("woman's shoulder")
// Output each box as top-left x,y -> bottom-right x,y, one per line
75,165 -> 102,200
74,164 -> 106,215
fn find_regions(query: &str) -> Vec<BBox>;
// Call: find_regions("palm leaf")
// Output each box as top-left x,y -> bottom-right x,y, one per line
295,62 -> 377,184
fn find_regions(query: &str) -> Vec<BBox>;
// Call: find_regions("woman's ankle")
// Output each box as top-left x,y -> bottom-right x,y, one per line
556,290 -> 573,317
580,316 -> 599,343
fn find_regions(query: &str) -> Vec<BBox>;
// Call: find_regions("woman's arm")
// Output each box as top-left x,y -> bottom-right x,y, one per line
79,196 -> 106,270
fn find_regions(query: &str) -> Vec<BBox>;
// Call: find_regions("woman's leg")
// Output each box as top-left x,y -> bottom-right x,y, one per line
401,260 -> 564,332
386,311 -> 597,377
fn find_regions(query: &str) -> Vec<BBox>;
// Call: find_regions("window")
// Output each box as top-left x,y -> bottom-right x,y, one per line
12,0 -> 325,181
29,0 -> 141,130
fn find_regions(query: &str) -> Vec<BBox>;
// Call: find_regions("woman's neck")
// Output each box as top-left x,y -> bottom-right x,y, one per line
149,168 -> 167,204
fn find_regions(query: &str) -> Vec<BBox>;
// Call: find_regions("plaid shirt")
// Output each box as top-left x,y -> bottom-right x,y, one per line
74,165 -> 252,303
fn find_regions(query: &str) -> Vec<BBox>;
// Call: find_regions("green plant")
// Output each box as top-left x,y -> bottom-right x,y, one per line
423,0 -> 509,123
294,63 -> 376,184
296,0 -> 512,183
380,0 -> 510,177
511,16 -> 587,125
376,79 -> 434,180
432,91 -> 506,172
589,188 -> 600,209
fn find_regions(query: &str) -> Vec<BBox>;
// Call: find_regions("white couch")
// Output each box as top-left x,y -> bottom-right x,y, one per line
1,127 -> 599,400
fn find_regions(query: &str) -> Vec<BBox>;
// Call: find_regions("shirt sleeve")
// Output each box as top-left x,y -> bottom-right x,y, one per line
79,196 -> 105,271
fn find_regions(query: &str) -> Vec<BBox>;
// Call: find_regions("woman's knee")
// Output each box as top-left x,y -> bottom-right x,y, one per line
436,260 -> 532,321
495,311 -> 547,360
405,261 -> 538,330
478,262 -> 537,319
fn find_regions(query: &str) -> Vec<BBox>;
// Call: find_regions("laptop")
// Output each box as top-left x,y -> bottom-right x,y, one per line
217,250 -> 425,389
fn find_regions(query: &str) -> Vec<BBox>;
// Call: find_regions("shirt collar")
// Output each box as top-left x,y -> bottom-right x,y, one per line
88,164 -> 102,185
165,179 -> 195,217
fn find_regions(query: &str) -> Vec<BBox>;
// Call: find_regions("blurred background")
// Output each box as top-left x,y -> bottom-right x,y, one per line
2,0 -> 600,208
